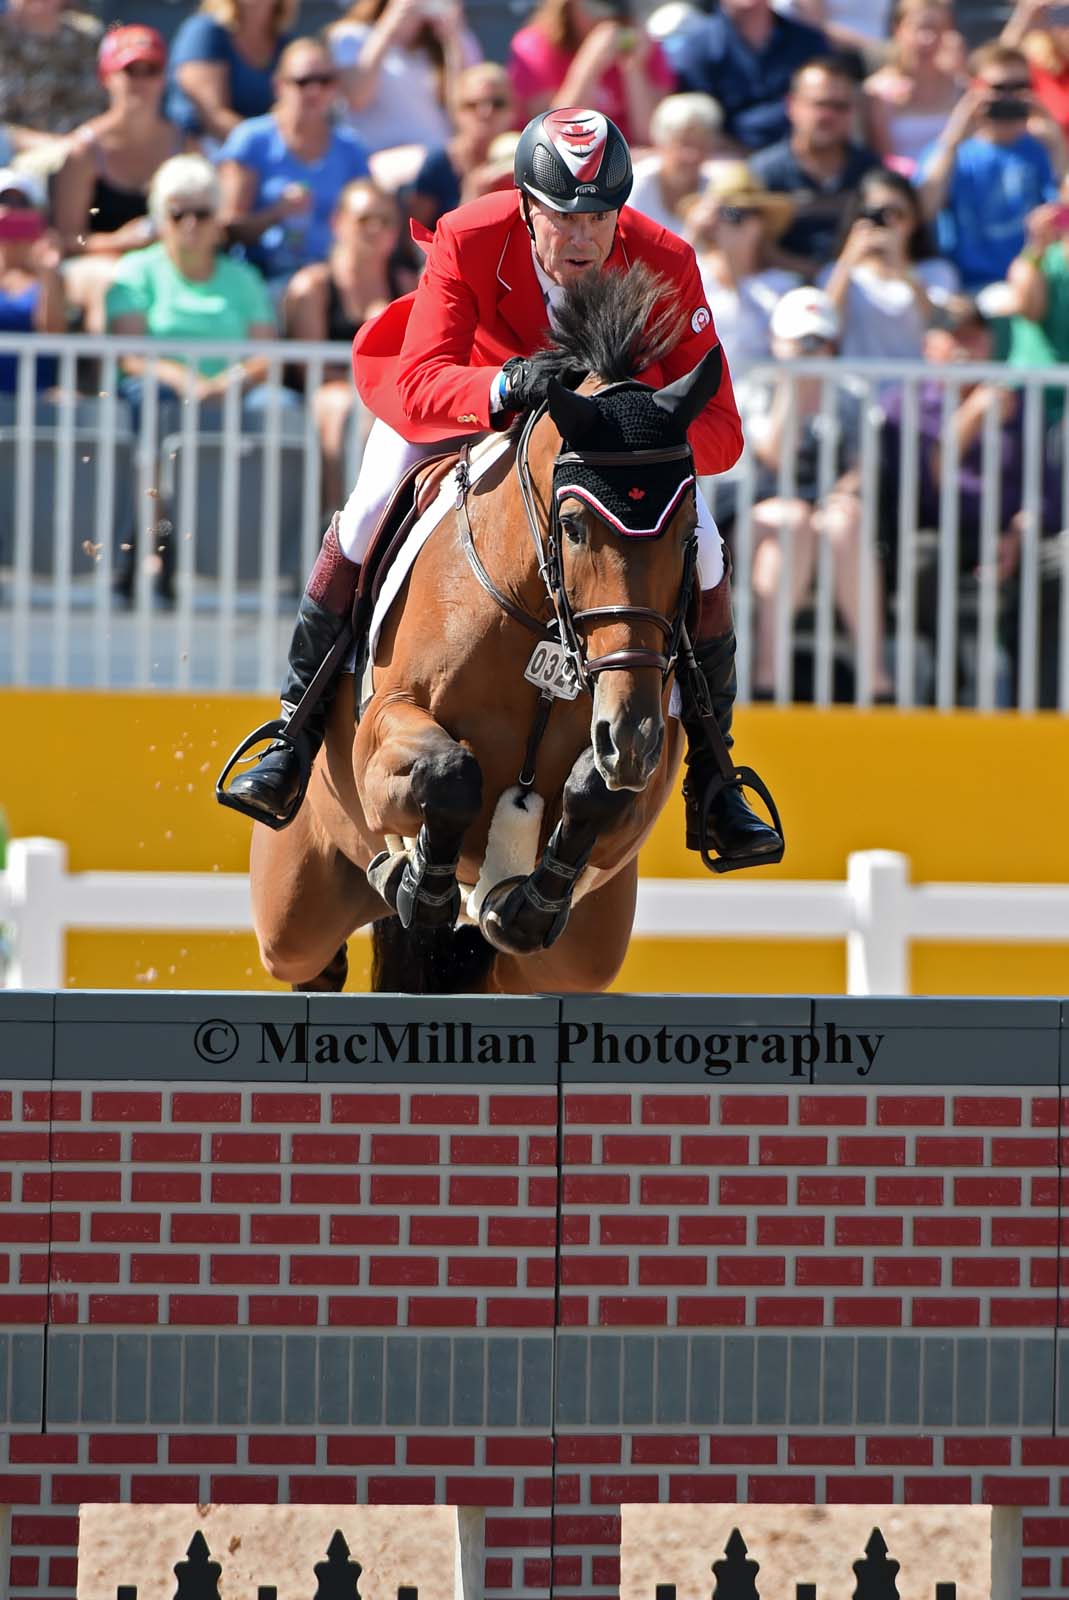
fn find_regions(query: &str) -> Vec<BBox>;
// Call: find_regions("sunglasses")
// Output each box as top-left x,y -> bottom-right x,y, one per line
459,95 -> 509,110
719,205 -> 761,224
168,205 -> 214,223
287,72 -> 336,88
985,79 -> 1032,94
120,60 -> 163,78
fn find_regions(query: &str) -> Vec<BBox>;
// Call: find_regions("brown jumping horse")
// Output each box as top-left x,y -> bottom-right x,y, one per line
246,268 -> 733,994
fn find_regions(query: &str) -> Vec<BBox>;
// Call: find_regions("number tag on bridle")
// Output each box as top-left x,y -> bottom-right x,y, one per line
523,641 -> 581,700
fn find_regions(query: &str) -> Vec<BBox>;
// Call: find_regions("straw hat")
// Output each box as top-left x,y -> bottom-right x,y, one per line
701,160 -> 795,239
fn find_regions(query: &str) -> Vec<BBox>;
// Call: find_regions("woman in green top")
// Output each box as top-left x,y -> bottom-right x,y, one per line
106,150 -> 294,420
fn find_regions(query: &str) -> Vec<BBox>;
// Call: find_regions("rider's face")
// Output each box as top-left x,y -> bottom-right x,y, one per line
528,197 -> 618,287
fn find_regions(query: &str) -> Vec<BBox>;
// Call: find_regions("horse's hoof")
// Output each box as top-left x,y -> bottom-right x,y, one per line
478,875 -> 569,955
367,849 -> 408,910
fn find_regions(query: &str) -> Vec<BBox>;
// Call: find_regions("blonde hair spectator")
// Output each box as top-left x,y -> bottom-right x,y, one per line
649,90 -> 723,146
148,153 -> 221,231
199,0 -> 298,31
628,92 -> 727,233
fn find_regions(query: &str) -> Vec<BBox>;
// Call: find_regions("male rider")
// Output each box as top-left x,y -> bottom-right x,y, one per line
223,106 -> 783,870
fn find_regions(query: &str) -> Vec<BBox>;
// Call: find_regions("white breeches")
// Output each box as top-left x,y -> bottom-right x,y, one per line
337,416 -> 725,589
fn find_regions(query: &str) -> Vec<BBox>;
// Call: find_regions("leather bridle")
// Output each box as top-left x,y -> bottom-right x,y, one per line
510,383 -> 699,693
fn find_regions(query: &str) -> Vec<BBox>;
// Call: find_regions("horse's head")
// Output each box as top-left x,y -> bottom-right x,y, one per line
526,325 -> 721,792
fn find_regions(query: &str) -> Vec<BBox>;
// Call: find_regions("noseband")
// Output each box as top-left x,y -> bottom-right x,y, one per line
514,384 -> 698,693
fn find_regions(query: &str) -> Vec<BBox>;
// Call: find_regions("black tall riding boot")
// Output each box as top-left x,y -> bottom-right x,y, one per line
681,580 -> 784,868
225,517 -> 360,827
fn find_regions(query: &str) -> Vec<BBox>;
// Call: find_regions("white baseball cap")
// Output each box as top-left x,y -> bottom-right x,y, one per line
0,167 -> 46,210
770,287 -> 840,344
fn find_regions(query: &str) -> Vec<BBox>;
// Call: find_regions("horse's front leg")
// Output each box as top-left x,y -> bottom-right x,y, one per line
479,746 -> 634,954
361,698 -> 482,930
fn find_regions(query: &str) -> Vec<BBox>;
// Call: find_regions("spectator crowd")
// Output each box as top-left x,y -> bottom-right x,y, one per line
2,0 -> 1069,702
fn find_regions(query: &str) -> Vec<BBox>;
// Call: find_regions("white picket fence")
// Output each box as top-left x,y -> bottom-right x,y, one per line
2,837 -> 1068,995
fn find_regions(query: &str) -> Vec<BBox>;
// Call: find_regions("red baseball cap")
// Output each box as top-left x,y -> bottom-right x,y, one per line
98,25 -> 166,79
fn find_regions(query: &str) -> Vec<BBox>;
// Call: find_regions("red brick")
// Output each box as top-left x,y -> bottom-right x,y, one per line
642,1094 -> 710,1124
1028,1440 -> 1069,1466
718,1094 -> 788,1125
168,1295 -> 239,1324
290,1173 -> 361,1205
9,1437 -> 78,1463
366,1476 -> 435,1504
758,1217 -> 824,1246
447,1257 -> 518,1288
718,1175 -> 787,1205
0,1090 -> 10,1118
131,1472 -> 200,1497
56,1171 -> 126,1202
88,1435 -> 158,1464
484,1559 -> 513,1586
994,1136 -> 1057,1166
489,1094 -> 555,1125
487,1297 -> 555,1327
955,1175 -> 1022,1206
953,1257 -> 1020,1287
408,1296 -> 480,1326
954,1095 -> 1023,1126
748,1474 -> 815,1503
797,1176 -> 866,1205
563,1174 -> 630,1205
450,1135 -> 520,1164
903,1476 -> 972,1504
331,1093 -> 400,1123
866,1437 -> 933,1466
20,1090 -> 53,1121
642,1174 -> 710,1204
944,1437 -> 1011,1465
52,1474 -> 117,1503
875,1176 -> 943,1206
290,1255 -> 359,1285
250,1093 -> 321,1122
449,1175 -> 518,1206
759,1135 -> 828,1165
603,1134 -> 672,1164
290,1134 -> 360,1164
129,1132 -> 200,1162
1021,1557 -> 1050,1586
326,1437 -> 396,1465
409,1093 -> 479,1123
1024,1517 -> 1069,1544
526,1259 -> 555,1288
788,1436 -> 856,1466
833,1297 -> 902,1327
755,1298 -> 824,1326
798,1094 -> 867,1125
488,1217 -> 555,1246
248,1296 -> 318,1325
51,1213 -> 80,1243
485,1439 -> 553,1466
718,1256 -> 784,1286
10,1514 -> 79,1546
170,1213 -> 240,1244
251,1215 -> 320,1245
827,1475 -> 894,1502
838,1136 -> 905,1165
369,1255 -> 438,1286
914,1216 -> 981,1246
677,1296 -> 747,1326
91,1214 -> 160,1244
874,1256 -> 941,1287
679,1135 -> 750,1166
168,1436 -> 237,1465
526,1176 -> 557,1207
406,1437 -> 475,1466
565,1094 -> 632,1124
991,1298 -> 1055,1326
50,1252 -> 119,1284
211,1173 -> 280,1204
209,1475 -> 279,1502
52,1131 -> 121,1162
0,1215 -> 49,1242
370,1133 -> 440,1164
916,1136 -> 984,1165
877,1096 -> 945,1125
631,1436 -> 700,1464
409,1215 -> 479,1245
132,1254 -> 201,1283
835,1217 -> 902,1246
211,1133 -> 280,1163
912,1298 -> 981,1327
640,1255 -> 707,1286
0,1132 -> 50,1161
330,1216 -> 397,1245
211,1254 -> 280,1285
600,1215 -> 669,1245
290,1476 -> 359,1504
598,1296 -> 668,1326
590,1473 -> 660,1502
49,1554 -> 77,1586
549,1513 -> 618,1544
446,1475 -> 517,1505
91,1092 -> 162,1122
527,1135 -> 558,1165
249,1436 -> 317,1465
171,1092 -> 242,1122
681,1216 -> 749,1245
796,1255 -> 863,1286
20,1174 -> 49,1201
19,1255 -> 47,1284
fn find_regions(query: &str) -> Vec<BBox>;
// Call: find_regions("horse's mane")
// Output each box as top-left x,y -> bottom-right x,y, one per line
527,262 -> 685,390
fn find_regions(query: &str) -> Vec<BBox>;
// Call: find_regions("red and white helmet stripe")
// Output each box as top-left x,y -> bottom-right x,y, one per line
541,108 -> 610,185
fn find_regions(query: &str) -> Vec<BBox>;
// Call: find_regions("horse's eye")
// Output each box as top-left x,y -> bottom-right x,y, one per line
561,516 -> 585,546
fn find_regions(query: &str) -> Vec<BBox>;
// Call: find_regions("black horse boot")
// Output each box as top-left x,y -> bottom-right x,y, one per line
681,574 -> 784,869
225,517 -> 359,826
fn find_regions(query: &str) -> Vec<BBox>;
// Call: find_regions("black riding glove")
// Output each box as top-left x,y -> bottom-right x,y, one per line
499,354 -> 585,414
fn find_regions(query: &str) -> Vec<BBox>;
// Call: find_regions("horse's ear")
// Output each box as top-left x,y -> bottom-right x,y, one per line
547,378 -> 599,445
651,344 -> 724,430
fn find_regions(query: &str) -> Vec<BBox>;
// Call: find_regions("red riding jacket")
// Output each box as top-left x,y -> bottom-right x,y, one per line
351,189 -> 744,476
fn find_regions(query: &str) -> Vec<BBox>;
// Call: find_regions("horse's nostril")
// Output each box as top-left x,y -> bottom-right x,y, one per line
593,720 -> 617,766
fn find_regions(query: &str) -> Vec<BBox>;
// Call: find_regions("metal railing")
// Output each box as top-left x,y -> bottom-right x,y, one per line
3,336 -> 1069,708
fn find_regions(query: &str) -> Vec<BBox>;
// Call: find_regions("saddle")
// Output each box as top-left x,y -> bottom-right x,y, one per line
354,450 -> 460,625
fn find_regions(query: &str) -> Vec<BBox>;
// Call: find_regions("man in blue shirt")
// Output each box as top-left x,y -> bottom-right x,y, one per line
662,0 -> 829,153
917,41 -> 1061,291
